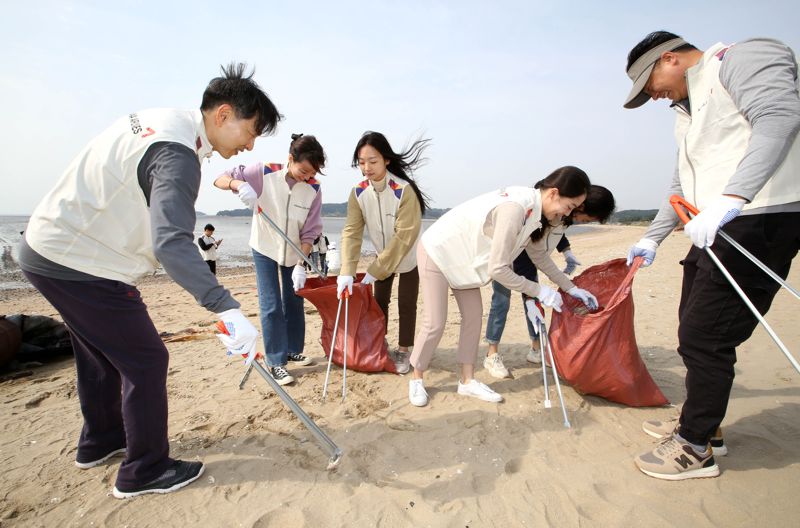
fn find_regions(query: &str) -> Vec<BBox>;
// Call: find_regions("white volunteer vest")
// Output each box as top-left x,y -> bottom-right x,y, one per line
676,42 -> 800,210
422,187 -> 542,289
26,108 -> 211,284
353,174 -> 419,273
198,235 -> 218,261
250,167 -> 320,267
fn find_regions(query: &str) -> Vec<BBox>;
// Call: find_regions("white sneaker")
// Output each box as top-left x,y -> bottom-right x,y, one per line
457,379 -> 503,403
483,354 -> 510,378
526,346 -> 542,364
408,379 -> 429,407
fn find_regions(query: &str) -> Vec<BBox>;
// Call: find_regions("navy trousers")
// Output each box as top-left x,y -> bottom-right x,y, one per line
23,271 -> 173,488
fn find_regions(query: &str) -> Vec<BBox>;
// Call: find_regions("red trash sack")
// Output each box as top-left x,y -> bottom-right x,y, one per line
548,258 -> 669,407
297,274 -> 396,374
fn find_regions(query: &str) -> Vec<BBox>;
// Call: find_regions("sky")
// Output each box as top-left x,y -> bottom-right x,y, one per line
2,0 -> 798,215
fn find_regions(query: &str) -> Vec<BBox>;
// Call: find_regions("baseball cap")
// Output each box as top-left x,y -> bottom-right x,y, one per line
624,37 -> 687,109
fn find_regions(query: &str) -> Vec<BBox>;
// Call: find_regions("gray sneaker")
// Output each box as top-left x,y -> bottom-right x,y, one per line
391,349 -> 411,374
642,418 -> 727,456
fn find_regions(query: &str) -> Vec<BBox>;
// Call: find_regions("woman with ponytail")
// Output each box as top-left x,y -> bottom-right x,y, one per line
408,166 -> 598,407
214,133 -> 326,386
337,131 -> 431,374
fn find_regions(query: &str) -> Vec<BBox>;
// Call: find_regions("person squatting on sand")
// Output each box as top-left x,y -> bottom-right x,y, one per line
408,166 -> 599,407
214,134 -> 325,386
337,131 -> 430,374
623,31 -> 800,480
483,185 -> 616,379
17,63 -> 280,498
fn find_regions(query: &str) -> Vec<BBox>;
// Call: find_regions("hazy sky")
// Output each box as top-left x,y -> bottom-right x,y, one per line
2,1 -> 798,215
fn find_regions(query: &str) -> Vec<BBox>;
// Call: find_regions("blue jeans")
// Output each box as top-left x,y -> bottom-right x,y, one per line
252,250 -> 305,367
484,281 -> 537,344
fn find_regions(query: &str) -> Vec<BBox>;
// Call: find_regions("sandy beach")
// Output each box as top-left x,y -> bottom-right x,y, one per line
1,224 -> 799,527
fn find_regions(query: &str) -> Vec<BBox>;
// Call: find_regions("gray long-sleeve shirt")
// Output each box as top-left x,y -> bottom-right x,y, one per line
644,38 -> 800,244
19,142 -> 239,313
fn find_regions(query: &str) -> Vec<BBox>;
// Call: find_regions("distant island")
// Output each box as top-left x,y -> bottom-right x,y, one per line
217,204 -> 658,224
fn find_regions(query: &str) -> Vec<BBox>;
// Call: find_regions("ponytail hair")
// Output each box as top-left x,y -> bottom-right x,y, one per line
289,133 -> 326,174
351,131 -> 431,215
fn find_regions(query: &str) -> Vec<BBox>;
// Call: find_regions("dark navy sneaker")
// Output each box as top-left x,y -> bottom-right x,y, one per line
287,353 -> 313,366
112,460 -> 204,499
269,366 -> 295,385
75,447 -> 126,469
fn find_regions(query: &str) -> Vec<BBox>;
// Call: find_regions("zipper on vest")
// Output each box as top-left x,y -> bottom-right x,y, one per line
283,190 -> 291,263
376,189 -> 387,251
677,81 -> 698,203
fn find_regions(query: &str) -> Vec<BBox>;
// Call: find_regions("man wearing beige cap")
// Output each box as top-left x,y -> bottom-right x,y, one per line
623,31 -> 800,480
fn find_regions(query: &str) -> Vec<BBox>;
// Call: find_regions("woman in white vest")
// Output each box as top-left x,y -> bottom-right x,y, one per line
214,134 -> 325,386
337,131 -> 430,374
409,166 -> 599,407
482,185 -> 615,379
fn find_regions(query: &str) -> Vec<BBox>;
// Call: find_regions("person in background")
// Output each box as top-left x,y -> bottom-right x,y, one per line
337,131 -> 430,374
214,134 -> 325,386
623,31 -> 800,480
17,63 -> 280,498
309,236 -> 321,272
483,185 -> 616,378
198,223 -> 223,274
318,234 -> 329,275
408,166 -> 598,406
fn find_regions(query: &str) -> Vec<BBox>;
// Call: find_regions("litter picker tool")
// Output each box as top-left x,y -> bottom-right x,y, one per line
238,205 -> 327,387
322,290 -> 350,402
670,195 -> 800,375
217,321 -> 343,470
531,299 -> 571,428
257,205 -> 326,278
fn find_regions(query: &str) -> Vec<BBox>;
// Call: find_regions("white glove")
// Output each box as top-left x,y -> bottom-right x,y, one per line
567,286 -> 599,311
535,284 -> 563,312
216,308 -> 259,366
525,299 -> 546,335
361,272 -> 376,285
684,195 -> 745,248
336,275 -> 353,298
235,182 -> 258,210
562,249 -> 581,275
291,264 -> 306,292
626,238 -> 658,267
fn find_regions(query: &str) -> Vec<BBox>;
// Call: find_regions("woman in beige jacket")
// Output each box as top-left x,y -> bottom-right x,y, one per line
337,131 -> 430,374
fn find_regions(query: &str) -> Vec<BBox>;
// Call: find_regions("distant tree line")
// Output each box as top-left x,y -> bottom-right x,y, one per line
610,209 -> 658,223
215,205 -> 657,224
217,203 -> 450,219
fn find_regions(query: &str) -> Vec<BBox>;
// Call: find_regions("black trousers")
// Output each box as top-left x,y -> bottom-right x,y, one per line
677,212 -> 800,445
23,271 -> 172,489
205,260 -> 216,275
373,267 -> 420,348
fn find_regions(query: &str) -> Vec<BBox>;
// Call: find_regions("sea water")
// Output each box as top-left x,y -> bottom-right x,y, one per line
0,215 -> 437,289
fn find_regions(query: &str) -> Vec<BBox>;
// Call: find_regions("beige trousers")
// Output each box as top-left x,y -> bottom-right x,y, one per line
410,243 -> 483,371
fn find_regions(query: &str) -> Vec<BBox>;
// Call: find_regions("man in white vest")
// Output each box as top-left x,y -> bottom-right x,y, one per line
624,32 -> 800,480
18,63 -> 281,498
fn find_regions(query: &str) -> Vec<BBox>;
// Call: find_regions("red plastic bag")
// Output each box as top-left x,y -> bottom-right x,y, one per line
298,274 -> 396,374
548,258 -> 668,407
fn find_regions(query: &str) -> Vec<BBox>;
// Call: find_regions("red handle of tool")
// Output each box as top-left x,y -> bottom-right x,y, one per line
669,195 -> 700,225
